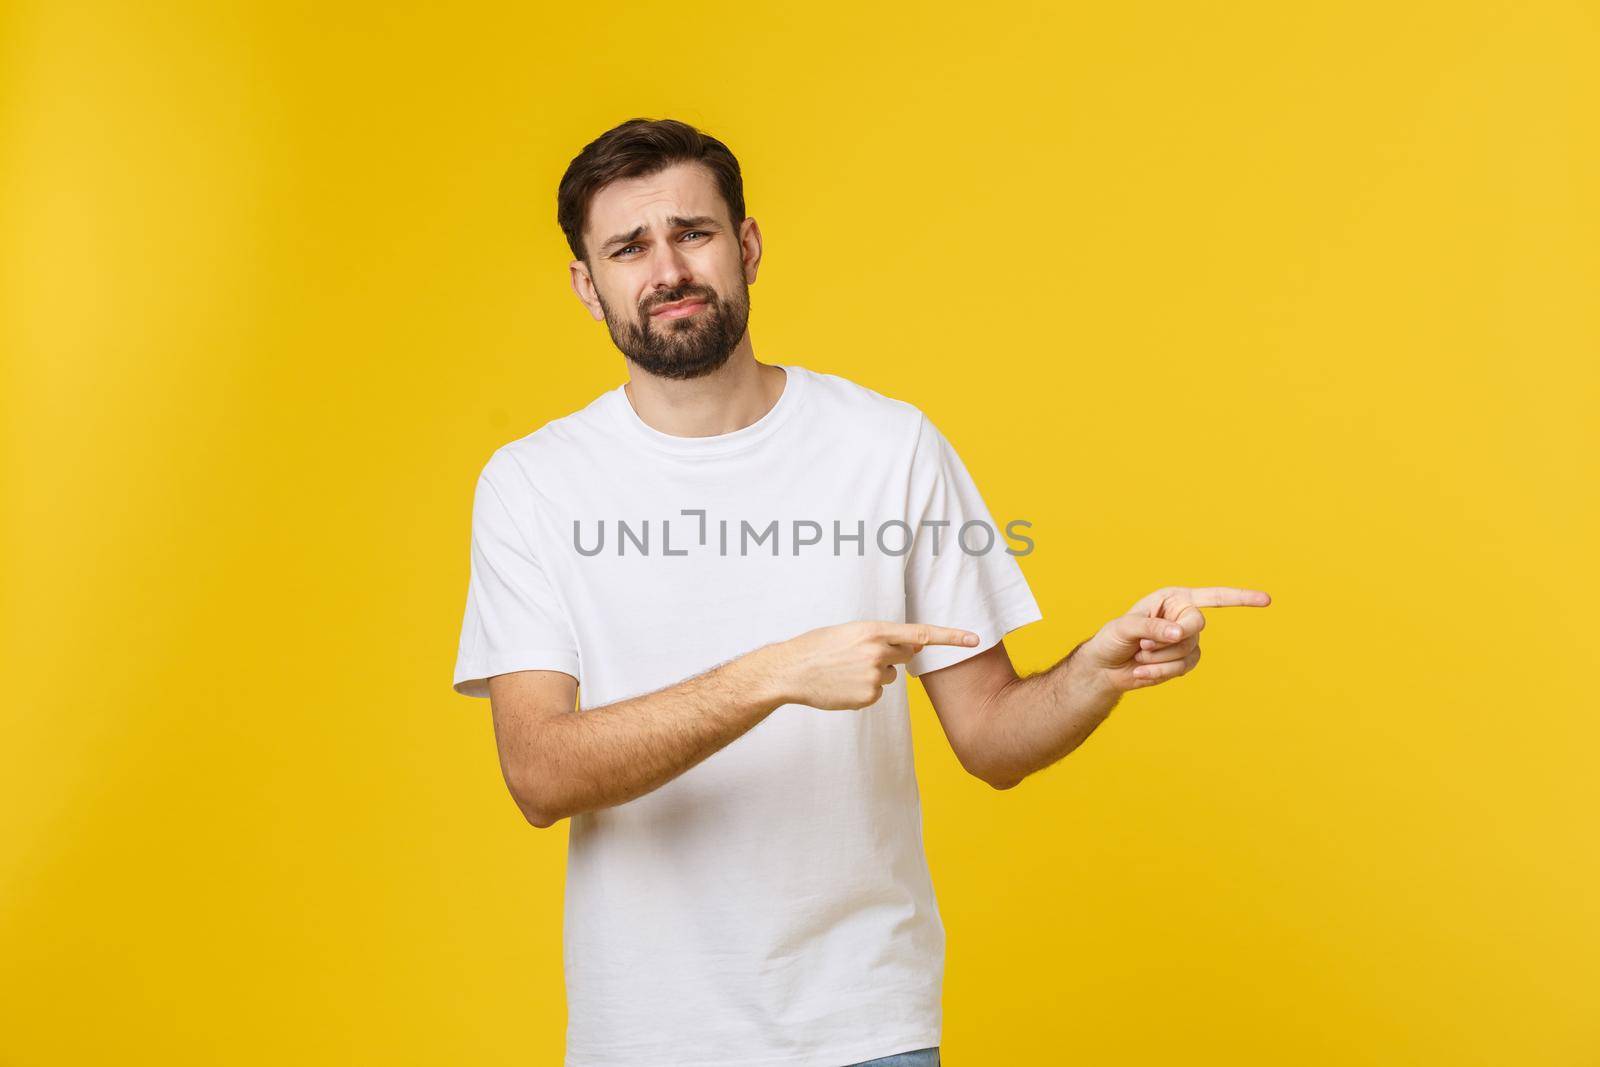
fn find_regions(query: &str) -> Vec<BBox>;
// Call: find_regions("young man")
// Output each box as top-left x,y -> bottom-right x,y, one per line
452,117 -> 1271,1067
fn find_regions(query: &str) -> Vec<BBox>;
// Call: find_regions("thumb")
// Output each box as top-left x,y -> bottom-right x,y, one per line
1107,613 -> 1185,655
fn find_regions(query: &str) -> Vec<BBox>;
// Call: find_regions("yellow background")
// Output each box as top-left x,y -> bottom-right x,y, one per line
4,1 -> 1596,1063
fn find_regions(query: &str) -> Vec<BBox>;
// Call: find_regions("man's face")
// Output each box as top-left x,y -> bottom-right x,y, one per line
572,161 -> 757,381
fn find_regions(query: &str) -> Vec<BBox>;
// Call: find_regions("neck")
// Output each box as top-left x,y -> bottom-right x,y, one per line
622,347 -> 786,439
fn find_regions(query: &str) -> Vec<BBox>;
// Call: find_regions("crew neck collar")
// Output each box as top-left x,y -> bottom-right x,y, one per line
609,364 -> 809,457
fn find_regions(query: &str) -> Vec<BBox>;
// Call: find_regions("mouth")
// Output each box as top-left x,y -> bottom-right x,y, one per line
650,298 -> 707,319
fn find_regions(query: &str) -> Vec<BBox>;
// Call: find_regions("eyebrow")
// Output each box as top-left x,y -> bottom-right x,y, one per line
597,215 -> 721,255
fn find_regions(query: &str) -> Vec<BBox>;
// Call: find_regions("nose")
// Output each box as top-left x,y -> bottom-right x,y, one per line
647,238 -> 696,301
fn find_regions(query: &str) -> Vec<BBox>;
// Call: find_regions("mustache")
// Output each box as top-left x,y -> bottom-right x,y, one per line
643,287 -> 717,314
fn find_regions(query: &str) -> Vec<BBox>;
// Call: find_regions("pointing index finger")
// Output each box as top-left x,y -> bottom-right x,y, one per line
883,623 -> 981,647
1186,587 -> 1272,609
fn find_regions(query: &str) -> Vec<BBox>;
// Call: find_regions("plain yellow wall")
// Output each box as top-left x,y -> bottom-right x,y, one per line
3,1 -> 1596,1063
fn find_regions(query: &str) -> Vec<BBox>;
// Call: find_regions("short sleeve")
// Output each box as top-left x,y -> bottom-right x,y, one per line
452,456 -> 580,698
903,413 -> 1043,677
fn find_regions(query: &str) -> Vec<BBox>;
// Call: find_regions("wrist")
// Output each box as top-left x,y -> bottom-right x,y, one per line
1066,641 -> 1120,707
735,642 -> 794,713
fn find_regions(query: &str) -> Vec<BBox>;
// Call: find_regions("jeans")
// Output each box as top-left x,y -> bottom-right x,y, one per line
844,1047 -> 940,1067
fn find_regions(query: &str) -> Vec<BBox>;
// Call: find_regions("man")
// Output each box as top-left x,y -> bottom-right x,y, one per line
452,117 -> 1271,1067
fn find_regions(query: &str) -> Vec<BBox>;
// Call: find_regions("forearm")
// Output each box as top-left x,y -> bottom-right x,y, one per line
974,640 -> 1123,789
527,646 -> 787,823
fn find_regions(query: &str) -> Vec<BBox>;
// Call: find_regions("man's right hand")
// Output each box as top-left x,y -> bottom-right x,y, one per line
752,621 -> 981,710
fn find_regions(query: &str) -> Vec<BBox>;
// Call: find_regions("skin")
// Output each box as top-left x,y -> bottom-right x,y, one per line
488,160 -> 1273,825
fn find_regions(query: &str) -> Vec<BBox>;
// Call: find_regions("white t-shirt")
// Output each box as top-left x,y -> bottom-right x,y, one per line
453,363 -> 1043,1067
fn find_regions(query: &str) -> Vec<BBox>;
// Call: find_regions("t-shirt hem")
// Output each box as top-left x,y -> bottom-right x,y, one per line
453,649 -> 581,698
563,1027 -> 942,1067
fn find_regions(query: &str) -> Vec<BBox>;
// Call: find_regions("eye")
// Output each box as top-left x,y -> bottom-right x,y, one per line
613,231 -> 710,259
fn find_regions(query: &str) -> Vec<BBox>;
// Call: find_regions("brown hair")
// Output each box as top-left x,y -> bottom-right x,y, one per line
557,117 -> 747,264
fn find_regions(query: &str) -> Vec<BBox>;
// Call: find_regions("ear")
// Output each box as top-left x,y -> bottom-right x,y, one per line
739,217 -> 763,285
569,259 -> 605,321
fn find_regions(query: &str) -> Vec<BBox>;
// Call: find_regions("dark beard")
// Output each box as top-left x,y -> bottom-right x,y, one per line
599,279 -> 751,382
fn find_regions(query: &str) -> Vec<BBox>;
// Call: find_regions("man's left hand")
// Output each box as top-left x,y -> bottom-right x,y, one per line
1076,585 -> 1273,693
